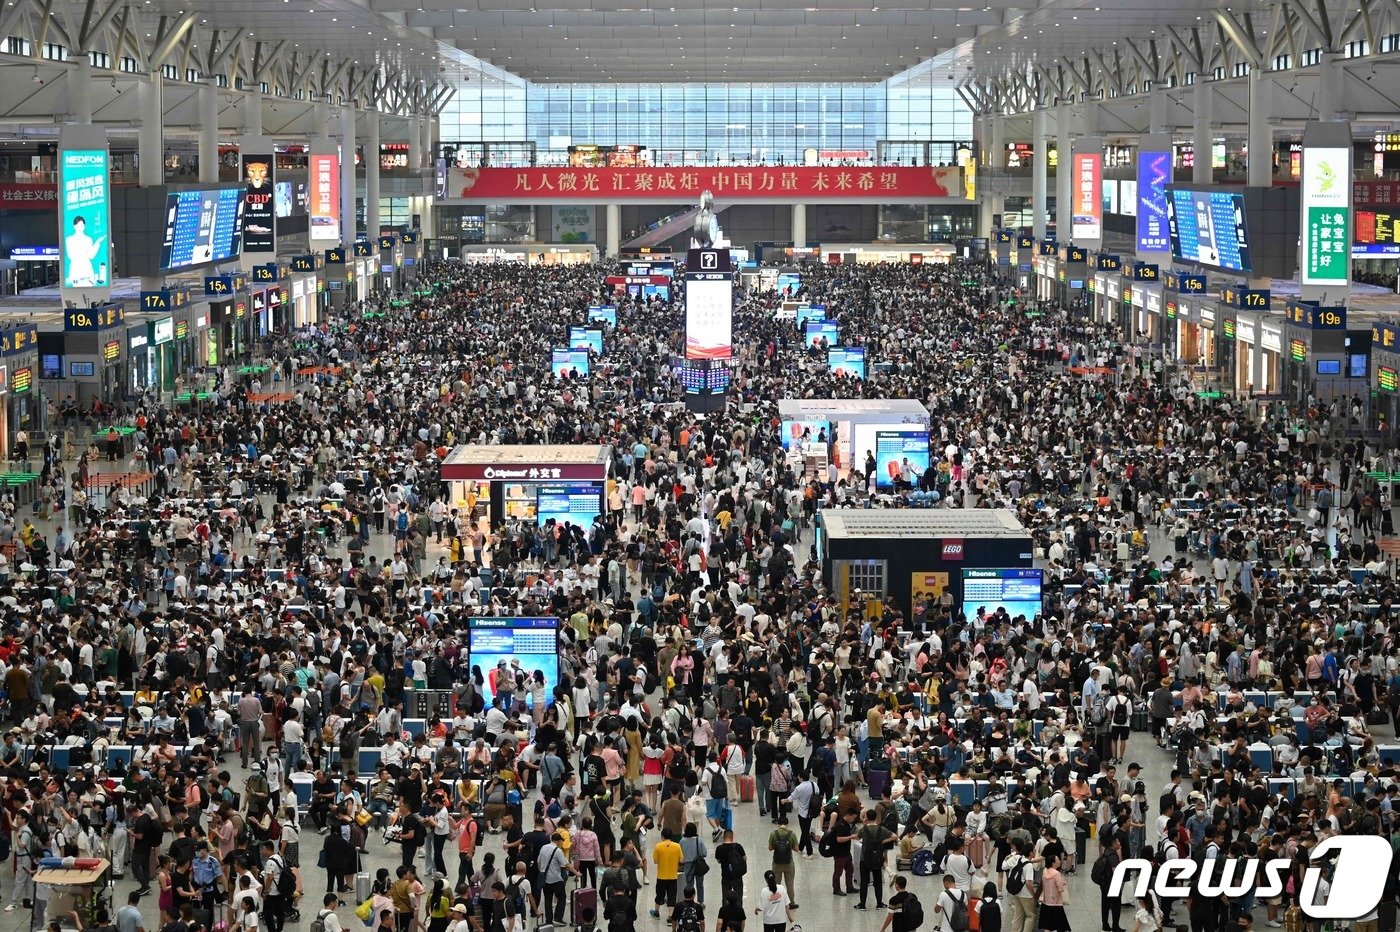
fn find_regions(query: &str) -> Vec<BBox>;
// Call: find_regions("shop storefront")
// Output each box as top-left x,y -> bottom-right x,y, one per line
0,323 -> 38,458
1284,301 -> 1350,405
1374,329 -> 1400,433
1034,244 -> 1058,304
440,444 -> 613,529
287,255 -> 322,328
207,299 -> 235,366
192,307 -> 212,373
150,316 -> 176,391
1198,303 -> 1219,369
1141,288 -> 1163,345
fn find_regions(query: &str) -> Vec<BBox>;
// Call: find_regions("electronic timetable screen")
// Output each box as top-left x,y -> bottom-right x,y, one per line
1167,189 -> 1252,272
961,568 -> 1044,621
467,616 -> 560,707
159,188 -> 245,271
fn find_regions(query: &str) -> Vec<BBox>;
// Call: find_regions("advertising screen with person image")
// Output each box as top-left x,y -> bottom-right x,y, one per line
59,149 -> 110,289
872,428 -> 930,489
467,616 -> 560,707
779,418 -> 829,451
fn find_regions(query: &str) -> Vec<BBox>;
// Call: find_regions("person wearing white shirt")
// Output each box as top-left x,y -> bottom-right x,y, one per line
942,837 -> 973,893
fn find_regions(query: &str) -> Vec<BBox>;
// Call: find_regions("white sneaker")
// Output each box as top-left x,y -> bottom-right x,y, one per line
1267,922 -> 1282,928
6,904 -> 17,911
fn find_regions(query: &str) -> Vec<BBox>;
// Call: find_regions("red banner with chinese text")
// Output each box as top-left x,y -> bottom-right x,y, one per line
445,166 -> 966,201
0,183 -> 58,210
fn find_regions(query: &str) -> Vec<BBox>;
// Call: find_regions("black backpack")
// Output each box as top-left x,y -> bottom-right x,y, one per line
1113,699 -> 1129,725
674,902 -> 703,932
771,831 -> 794,865
903,893 -> 925,930
710,769 -> 728,800
1006,857 -> 1027,895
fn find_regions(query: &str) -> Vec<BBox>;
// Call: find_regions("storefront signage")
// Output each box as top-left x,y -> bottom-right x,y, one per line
1094,254 -> 1120,272
1380,365 -> 1399,392
1261,327 -> 1282,352
64,303 -> 124,331
12,367 -> 32,394
291,255 -> 316,273
1301,145 -> 1352,285
0,326 -> 37,357
325,248 -> 346,264
1290,339 -> 1308,362
204,275 -> 233,296
446,165 -> 966,201
1236,319 -> 1256,343
1166,272 -> 1207,294
1223,319 -> 1237,339
151,318 -> 174,345
102,340 -> 120,362
1133,263 -> 1159,281
440,463 -> 609,482
128,330 -> 148,352
174,320 -> 189,340
252,264 -> 278,283
1071,152 -> 1103,240
195,312 -> 209,329
352,241 -> 374,258
1219,286 -> 1270,309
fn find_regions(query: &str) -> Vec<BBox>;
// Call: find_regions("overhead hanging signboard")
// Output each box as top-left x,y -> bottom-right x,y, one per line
1071,152 -> 1103,241
308,149 -> 340,242
241,149 -> 276,253
1301,145 -> 1352,286
58,144 -> 110,291
443,165 -> 965,202
1136,150 -> 1171,252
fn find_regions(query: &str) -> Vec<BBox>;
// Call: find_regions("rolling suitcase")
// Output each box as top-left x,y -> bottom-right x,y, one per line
571,886 -> 598,929
355,871 -> 372,903
737,775 -> 756,802
1132,702 -> 1150,732
867,766 -> 891,800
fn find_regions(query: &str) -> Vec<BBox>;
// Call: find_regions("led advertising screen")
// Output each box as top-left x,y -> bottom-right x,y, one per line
467,616 -> 560,708
1167,189 -> 1252,272
274,181 -> 295,218
1317,359 -> 1342,375
803,320 -> 840,348
1072,152 -> 1103,241
874,429 -> 930,489
568,326 -> 604,356
241,152 -> 275,252
961,568 -> 1044,622
776,272 -> 801,295
684,252 -> 734,359
796,304 -> 827,327
59,149 -> 109,288
780,419 -> 830,451
159,188 -> 245,272
536,483 -> 602,529
1136,150 -> 1171,251
309,153 -> 340,242
587,305 -> 618,327
1300,146 -> 1351,286
550,348 -> 590,378
829,347 -> 866,379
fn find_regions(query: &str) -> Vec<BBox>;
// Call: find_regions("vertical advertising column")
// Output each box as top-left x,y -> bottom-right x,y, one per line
308,138 -> 342,248
240,135 -> 277,269
1299,122 -> 1353,305
1136,133 -> 1173,355
683,247 -> 733,415
58,125 -> 112,307
1070,137 -> 1103,252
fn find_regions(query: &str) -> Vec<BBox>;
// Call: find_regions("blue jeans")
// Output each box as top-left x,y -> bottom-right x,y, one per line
283,741 -> 302,773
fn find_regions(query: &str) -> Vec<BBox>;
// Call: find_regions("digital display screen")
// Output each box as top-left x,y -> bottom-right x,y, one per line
241,153 -> 275,253
59,148 -> 109,289
1290,339 -> 1307,362
804,320 -> 840,348
587,305 -> 617,327
69,361 -> 95,377
829,347 -> 866,379
962,568 -> 1044,622
1350,353 -> 1370,378
1136,150 -> 1171,251
1167,188 -> 1252,272
679,362 -> 731,395
159,188 -> 245,271
1380,365 -> 1398,391
780,419 -> 829,451
308,153 -> 340,242
568,326 -> 604,355
776,272 -> 801,295
550,348 -> 590,378
796,304 -> 827,327
536,483 -> 601,529
684,275 -> 733,359
874,429 -> 930,489
274,181 -> 295,218
1317,359 -> 1342,375
467,617 -> 560,708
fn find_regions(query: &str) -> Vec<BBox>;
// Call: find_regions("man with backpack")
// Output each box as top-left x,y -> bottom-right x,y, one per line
855,807 -> 895,911
260,840 -> 295,932
767,815 -> 800,908
1002,836 -> 1038,932
1105,686 -> 1133,765
671,886 -> 705,932
933,873 -> 966,932
882,874 -> 924,932
1092,834 -> 1125,932
704,760 -> 730,842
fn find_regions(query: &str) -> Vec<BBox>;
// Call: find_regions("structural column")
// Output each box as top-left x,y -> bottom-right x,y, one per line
605,204 -> 621,257
1032,108 -> 1048,239
988,116 -> 1004,170
1192,81 -> 1213,184
1317,51 -> 1343,122
339,105 -> 357,245
792,203 -> 807,247
1247,68 -> 1274,187
199,78 -> 219,184
1055,103 -> 1073,240
408,115 -> 423,173
365,111 -> 381,239
68,56 -> 93,124
138,76 -> 164,186
242,90 -> 262,135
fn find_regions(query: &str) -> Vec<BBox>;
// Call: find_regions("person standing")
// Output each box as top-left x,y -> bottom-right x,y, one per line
260,841 -> 290,932
1094,835 -> 1125,932
855,808 -> 895,911
1002,837 -> 1038,932
237,687 -> 263,768
755,871 -> 794,932
650,830 -> 683,922
714,830 -> 747,899
766,816 -> 799,908
1036,853 -> 1072,932
535,831 -> 574,926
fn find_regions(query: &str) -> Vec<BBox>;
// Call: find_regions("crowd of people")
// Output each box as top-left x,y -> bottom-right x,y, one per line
0,254 -> 1394,932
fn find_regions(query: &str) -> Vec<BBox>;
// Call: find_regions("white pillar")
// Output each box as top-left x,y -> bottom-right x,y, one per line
366,111 -> 381,238
605,204 -> 621,257
199,78 -> 220,184
68,56 -> 93,124
408,115 -> 423,173
1317,52 -> 1344,122
339,106 -> 357,245
1055,104 -> 1073,240
420,116 -> 434,169
988,116 -> 1005,170
1247,68 -> 1274,187
1032,109 -> 1048,239
792,203 -> 807,246
138,76 -> 164,186
314,101 -> 330,138
1192,81 -> 1213,185
242,90 -> 262,135
1149,83 -> 1172,135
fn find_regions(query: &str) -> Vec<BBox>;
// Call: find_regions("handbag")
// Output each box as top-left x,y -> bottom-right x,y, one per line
355,809 -> 373,827
692,856 -> 710,876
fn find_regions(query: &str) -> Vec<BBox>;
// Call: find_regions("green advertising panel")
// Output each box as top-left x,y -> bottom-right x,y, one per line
1301,146 -> 1350,286
59,148 -> 110,288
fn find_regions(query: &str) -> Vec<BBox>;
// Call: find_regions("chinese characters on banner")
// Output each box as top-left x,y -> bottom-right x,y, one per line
1135,151 -> 1171,252
308,153 -> 340,242
0,184 -> 57,209
1071,153 -> 1102,241
446,166 -> 967,200
1302,146 -> 1350,285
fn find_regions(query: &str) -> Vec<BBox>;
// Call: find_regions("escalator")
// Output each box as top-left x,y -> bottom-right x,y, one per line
621,203 -> 730,250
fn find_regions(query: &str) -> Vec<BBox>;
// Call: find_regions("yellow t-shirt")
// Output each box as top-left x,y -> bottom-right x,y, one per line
867,705 -> 884,738
557,827 -> 572,856
653,840 -> 682,881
